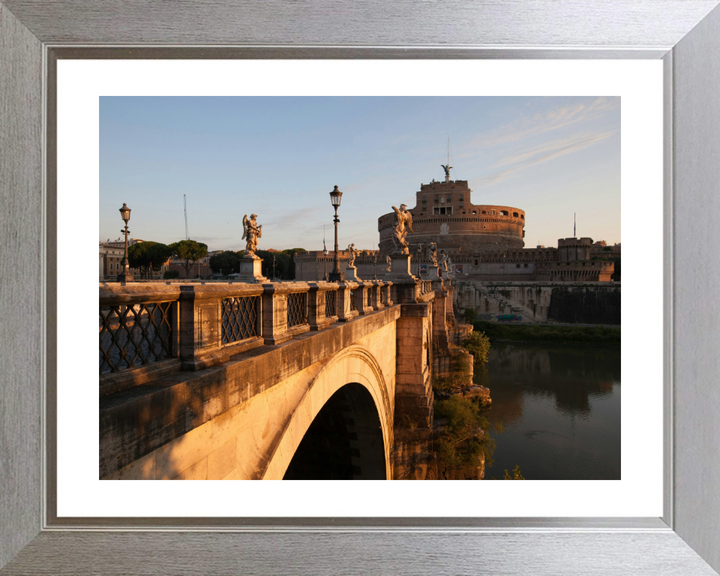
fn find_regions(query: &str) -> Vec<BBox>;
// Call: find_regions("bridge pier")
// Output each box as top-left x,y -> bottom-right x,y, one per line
394,302 -> 434,429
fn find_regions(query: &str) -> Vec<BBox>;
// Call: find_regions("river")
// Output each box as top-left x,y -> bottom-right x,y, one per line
480,341 -> 621,480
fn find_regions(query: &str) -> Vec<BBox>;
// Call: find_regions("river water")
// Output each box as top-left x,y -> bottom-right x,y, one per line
480,342 -> 621,480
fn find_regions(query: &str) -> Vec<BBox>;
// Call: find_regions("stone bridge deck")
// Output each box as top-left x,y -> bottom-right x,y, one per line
99,276 -> 449,480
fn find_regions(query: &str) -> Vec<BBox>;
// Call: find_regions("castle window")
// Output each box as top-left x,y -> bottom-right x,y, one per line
513,212 -> 519,217
483,226 -> 486,229
501,210 -> 509,216
516,264 -> 520,268
472,210 -> 477,214
521,214 -> 524,219
447,196 -> 451,202
491,210 -> 495,215
459,204 -> 464,208
474,259 -> 478,265
435,195 -> 439,203
459,195 -> 464,201
524,263 -> 528,268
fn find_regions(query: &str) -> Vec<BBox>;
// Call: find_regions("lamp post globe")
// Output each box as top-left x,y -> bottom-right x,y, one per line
117,202 -> 133,283
328,185 -> 345,282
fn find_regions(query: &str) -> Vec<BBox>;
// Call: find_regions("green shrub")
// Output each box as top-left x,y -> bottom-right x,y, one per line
462,331 -> 491,367
472,321 -> 620,344
435,396 -> 495,470
503,465 -> 525,480
463,308 -> 478,324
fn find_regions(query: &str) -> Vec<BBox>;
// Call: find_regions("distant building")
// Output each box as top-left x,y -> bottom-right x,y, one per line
99,238 -> 144,280
168,255 -> 212,279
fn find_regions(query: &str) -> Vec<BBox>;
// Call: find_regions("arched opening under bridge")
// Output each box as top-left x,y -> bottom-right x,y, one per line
283,383 -> 386,480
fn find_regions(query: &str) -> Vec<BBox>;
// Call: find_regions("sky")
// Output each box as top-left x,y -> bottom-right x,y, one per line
99,96 -> 620,252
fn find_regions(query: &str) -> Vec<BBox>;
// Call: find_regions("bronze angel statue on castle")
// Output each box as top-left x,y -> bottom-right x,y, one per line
242,213 -> 262,257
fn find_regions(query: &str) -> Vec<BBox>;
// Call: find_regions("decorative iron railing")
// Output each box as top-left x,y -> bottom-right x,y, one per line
99,302 -> 174,374
221,295 -> 261,344
324,290 -> 336,317
287,292 -> 308,327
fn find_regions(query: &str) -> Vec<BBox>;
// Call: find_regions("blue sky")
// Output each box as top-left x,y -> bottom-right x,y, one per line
100,96 -> 620,251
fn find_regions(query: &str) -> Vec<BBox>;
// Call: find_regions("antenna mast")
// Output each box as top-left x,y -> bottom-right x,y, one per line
184,194 -> 189,240
574,212 -> 576,237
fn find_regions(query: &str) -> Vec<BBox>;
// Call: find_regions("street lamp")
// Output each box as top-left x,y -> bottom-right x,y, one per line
328,185 -> 344,282
118,203 -> 133,283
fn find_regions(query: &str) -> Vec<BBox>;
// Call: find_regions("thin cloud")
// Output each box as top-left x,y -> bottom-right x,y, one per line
468,97 -> 617,149
470,129 -> 618,187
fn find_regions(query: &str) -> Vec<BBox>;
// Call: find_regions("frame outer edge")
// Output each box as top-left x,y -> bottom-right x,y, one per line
0,2 -> 44,570
672,4 -> 720,574
663,50 -> 675,530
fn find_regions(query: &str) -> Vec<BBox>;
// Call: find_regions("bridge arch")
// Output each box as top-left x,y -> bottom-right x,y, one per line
261,344 -> 393,480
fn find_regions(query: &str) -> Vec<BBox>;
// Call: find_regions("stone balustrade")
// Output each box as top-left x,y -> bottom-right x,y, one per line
99,279 -> 412,395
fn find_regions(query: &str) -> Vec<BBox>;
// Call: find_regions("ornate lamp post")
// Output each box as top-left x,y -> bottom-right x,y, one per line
328,185 -> 345,282
118,203 -> 133,283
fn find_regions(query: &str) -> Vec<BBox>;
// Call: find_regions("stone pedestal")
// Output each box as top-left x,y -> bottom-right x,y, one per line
345,267 -> 360,281
236,256 -> 267,283
427,265 -> 441,281
385,253 -> 417,281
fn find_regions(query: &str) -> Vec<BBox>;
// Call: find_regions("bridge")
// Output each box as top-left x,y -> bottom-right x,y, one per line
99,273 -> 466,480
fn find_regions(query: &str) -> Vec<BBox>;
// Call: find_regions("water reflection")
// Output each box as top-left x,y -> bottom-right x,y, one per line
482,342 -> 620,480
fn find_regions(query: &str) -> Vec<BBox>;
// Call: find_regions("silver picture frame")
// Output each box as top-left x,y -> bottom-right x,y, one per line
2,1 -> 720,574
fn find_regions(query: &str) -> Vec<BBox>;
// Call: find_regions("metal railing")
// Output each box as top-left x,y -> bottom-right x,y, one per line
100,301 -> 174,374
325,290 -> 336,317
222,295 -> 261,344
287,292 -> 309,327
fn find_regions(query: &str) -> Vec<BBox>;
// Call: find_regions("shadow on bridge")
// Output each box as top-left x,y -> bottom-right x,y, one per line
283,383 -> 386,480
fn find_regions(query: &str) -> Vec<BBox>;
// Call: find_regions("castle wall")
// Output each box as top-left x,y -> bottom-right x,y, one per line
454,280 -> 621,325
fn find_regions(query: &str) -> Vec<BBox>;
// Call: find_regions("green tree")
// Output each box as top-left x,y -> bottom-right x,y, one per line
168,239 -> 208,279
209,251 -> 241,276
128,241 -> 173,279
462,331 -> 491,367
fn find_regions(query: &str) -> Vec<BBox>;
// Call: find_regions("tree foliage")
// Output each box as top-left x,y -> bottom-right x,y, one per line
209,251 -> 242,276
434,396 -> 495,471
462,331 -> 491,367
127,241 -> 173,279
503,465 -> 525,480
168,239 -> 208,278
255,248 -> 306,280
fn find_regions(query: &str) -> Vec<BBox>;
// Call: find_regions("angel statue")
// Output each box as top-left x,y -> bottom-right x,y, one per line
441,164 -> 453,182
241,213 -> 262,257
386,255 -> 392,272
391,204 -> 414,255
428,242 -> 438,266
439,249 -> 449,274
347,243 -> 357,268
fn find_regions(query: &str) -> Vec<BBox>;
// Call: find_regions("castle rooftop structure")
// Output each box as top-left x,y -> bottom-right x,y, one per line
378,177 -> 525,255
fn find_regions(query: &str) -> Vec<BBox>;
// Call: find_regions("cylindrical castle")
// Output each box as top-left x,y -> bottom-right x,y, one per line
378,178 -> 525,255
